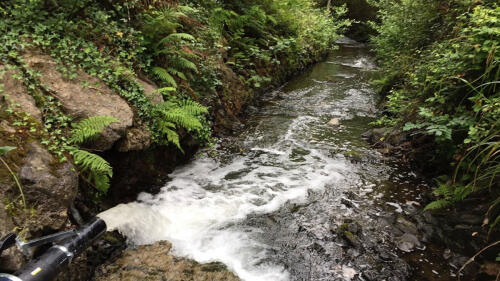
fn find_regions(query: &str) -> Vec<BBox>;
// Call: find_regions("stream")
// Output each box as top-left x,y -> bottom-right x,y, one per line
98,39 -> 456,281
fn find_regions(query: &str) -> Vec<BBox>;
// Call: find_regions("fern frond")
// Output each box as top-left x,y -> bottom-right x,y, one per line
72,149 -> 113,193
72,149 -> 113,176
157,33 -> 195,46
179,99 -> 209,115
424,199 -> 452,211
70,116 -> 120,145
152,66 -> 178,87
167,67 -> 187,81
175,57 -> 198,73
162,108 -> 203,130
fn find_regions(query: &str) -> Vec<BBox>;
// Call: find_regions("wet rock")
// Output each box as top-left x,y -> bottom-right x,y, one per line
116,125 -> 152,152
341,198 -> 358,209
0,201 -> 25,272
395,215 -> 418,235
347,222 -> 361,234
361,127 -> 388,143
23,49 -> 133,151
19,142 -> 78,230
456,214 -> 483,225
327,118 -> 340,127
95,241 -> 239,281
396,233 -> 420,253
0,66 -> 43,122
443,248 -> 452,260
343,231 -> 362,249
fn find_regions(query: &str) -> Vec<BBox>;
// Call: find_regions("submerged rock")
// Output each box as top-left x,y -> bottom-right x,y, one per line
327,118 -> 340,127
95,241 -> 240,281
396,233 -> 421,253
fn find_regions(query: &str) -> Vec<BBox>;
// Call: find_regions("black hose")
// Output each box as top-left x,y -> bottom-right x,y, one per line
12,218 -> 106,281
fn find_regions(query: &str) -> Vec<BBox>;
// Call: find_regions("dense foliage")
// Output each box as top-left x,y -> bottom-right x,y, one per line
0,0 -> 345,195
370,0 -> 500,230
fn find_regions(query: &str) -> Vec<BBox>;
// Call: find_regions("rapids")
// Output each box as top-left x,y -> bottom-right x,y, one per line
99,39 -> 452,281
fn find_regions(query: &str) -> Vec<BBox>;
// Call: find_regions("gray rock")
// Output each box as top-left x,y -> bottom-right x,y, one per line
0,202 -> 25,272
0,66 -> 43,122
457,214 -> 483,225
137,78 -> 163,105
116,125 -> 152,152
19,142 -> 78,230
23,49 -> 134,151
347,222 -> 361,234
395,215 -> 418,235
396,233 -> 420,253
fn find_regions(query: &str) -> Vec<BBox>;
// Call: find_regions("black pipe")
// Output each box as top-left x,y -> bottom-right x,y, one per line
10,218 -> 106,281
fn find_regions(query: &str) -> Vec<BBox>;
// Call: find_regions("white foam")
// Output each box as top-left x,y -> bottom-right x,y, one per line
98,118 -> 346,281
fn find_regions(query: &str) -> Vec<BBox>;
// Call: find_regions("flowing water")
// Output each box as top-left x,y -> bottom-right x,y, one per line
99,40 -> 453,281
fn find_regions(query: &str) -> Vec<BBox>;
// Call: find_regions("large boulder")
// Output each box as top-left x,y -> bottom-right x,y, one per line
0,65 -> 43,122
95,241 -> 240,281
23,49 -> 134,151
19,142 -> 78,231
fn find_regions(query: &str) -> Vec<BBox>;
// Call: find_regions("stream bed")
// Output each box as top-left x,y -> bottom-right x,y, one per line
99,39 -> 458,281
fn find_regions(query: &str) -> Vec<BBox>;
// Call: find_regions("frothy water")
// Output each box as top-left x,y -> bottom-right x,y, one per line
99,42 -> 382,281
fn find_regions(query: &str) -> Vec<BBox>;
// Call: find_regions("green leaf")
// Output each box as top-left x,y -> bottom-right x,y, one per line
0,146 -> 16,156
70,116 -> 120,145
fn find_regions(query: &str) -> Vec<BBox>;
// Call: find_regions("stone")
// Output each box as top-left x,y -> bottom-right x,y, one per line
23,49 -> 133,151
19,142 -> 78,230
327,118 -> 340,127
347,222 -> 361,234
116,125 -> 152,152
0,66 -> 43,122
395,215 -> 418,235
137,78 -> 163,105
396,233 -> 420,253
343,231 -> 362,249
95,241 -> 240,281
0,201 -> 25,272
0,120 -> 16,134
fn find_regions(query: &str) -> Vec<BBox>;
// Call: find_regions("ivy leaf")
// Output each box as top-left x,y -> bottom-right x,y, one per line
0,146 -> 16,156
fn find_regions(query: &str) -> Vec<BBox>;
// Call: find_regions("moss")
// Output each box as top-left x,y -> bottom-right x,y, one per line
342,150 -> 363,161
200,262 -> 229,273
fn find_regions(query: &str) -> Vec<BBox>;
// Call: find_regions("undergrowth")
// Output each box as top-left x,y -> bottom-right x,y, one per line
370,0 -> 500,232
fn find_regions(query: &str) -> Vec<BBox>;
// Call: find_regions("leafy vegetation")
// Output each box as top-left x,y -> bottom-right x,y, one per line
0,0 -> 345,195
371,0 -> 500,230
68,116 -> 119,193
0,146 -> 25,208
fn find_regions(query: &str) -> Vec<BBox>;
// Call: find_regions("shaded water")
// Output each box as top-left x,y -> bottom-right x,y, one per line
99,40 -> 453,280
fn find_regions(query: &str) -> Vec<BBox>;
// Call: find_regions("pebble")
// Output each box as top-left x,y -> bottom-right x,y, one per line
328,118 -> 340,127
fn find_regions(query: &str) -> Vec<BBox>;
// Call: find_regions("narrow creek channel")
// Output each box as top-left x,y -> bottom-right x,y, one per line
99,39 -> 455,281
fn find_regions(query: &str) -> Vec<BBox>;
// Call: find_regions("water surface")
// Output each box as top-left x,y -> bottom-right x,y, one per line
100,41 -> 452,281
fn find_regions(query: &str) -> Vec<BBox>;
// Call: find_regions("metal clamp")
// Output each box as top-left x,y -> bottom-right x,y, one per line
0,230 -> 76,258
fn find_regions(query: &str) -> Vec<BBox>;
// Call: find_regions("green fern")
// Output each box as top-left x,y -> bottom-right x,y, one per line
71,149 -> 113,193
68,116 -> 118,193
424,199 -> 452,211
152,98 -> 208,151
156,33 -> 195,46
70,116 -> 120,145
152,66 -> 178,88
